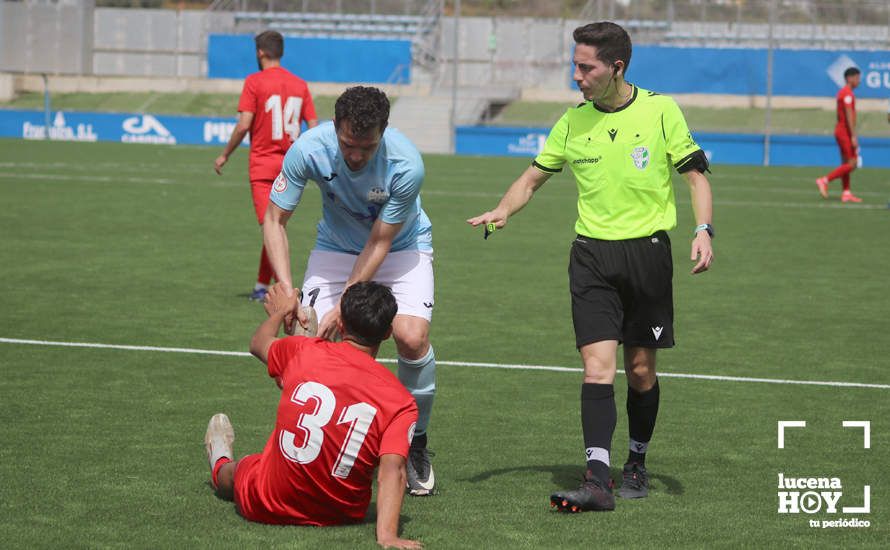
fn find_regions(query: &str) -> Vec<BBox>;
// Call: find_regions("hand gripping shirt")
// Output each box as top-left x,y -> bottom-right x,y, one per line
533,86 -> 702,241
271,122 -> 433,254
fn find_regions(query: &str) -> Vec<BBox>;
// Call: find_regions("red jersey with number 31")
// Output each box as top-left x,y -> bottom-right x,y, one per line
238,67 -> 317,181
234,337 -> 417,526
836,85 -> 855,136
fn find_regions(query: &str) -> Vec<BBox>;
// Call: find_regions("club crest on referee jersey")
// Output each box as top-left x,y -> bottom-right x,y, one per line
367,187 -> 389,204
273,173 -> 287,193
631,146 -> 650,170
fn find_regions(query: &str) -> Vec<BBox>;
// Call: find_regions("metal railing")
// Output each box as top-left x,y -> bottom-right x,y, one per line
208,0 -> 429,15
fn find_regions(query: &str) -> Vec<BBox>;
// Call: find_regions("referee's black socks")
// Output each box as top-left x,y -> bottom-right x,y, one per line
581,383 -> 616,486
626,378 -> 660,466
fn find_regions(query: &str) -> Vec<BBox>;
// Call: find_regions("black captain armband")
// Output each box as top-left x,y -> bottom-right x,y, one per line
674,149 -> 710,174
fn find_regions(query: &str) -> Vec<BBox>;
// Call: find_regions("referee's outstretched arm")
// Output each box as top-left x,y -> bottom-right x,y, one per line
467,165 -> 552,232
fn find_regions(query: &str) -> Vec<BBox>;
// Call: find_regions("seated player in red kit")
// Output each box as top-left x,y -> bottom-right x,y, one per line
204,281 -> 422,549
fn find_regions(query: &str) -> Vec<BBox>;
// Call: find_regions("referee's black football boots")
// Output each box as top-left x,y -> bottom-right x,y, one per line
618,462 -> 650,499
549,470 -> 615,512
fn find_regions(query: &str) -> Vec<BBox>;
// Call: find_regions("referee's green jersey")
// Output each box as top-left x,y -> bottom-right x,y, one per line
533,85 -> 702,240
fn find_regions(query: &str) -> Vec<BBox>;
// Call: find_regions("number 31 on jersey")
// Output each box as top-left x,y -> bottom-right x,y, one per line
265,95 -> 304,141
279,381 -> 377,479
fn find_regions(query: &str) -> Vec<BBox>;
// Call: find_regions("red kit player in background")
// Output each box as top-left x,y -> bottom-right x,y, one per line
816,67 -> 862,203
204,281 -> 422,549
215,30 -> 318,300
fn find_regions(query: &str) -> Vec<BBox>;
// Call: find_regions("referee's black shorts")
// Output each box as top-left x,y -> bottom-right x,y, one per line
568,231 -> 674,349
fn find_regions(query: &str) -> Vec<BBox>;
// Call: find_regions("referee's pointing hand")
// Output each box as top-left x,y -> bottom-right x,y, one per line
467,209 -> 507,231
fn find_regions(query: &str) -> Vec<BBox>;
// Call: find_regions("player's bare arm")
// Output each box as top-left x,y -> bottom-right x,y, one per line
376,454 -> 423,549
844,105 -> 858,150
263,202 -> 296,289
262,203 -> 310,332
845,105 -> 858,150
214,111 -> 254,175
249,283 -> 299,363
685,170 -> 714,275
317,218 -> 403,340
466,165 -> 551,230
346,218 -> 403,287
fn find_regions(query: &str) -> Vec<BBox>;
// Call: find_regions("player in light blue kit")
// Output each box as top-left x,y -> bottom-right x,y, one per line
263,86 -> 437,496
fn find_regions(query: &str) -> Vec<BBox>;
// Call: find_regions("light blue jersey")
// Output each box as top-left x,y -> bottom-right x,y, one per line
271,121 -> 433,254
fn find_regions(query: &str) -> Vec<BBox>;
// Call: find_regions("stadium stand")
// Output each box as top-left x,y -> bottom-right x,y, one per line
658,21 -> 888,49
231,12 -> 426,37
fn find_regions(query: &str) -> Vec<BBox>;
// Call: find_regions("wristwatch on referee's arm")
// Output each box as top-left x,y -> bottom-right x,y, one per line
694,223 -> 714,238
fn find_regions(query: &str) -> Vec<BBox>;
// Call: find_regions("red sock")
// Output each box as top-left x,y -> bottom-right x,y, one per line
257,245 -> 274,286
841,174 -> 851,192
826,163 -> 853,182
211,457 -> 232,488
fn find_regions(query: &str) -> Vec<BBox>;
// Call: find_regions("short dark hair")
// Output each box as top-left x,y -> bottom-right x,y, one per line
573,22 -> 632,74
340,281 -> 397,346
255,30 -> 284,60
844,67 -> 861,79
334,86 -> 390,136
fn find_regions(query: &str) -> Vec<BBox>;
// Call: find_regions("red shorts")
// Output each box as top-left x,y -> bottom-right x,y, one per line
834,129 -> 856,162
232,453 -> 322,525
250,180 -> 273,225
232,454 -> 264,521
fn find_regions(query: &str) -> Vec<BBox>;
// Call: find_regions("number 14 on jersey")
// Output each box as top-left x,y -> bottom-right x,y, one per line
265,94 -> 304,141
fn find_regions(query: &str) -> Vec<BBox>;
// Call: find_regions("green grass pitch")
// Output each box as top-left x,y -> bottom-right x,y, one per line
1,138 -> 888,548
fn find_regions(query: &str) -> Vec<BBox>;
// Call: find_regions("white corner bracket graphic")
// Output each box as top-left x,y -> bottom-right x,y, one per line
777,420 -> 806,449
842,420 -> 871,449
840,421 -> 871,513
842,485 -> 871,514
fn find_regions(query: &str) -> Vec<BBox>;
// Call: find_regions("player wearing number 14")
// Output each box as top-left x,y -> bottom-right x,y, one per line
214,30 -> 318,301
205,282 -> 421,548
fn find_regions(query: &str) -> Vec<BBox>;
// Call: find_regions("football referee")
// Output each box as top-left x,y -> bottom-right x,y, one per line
468,21 -> 713,512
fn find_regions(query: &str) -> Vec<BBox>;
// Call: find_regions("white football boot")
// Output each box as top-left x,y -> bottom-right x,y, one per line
204,413 -> 235,469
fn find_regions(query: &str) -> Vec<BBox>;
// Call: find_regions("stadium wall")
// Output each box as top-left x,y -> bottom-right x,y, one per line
0,109 -> 239,146
629,46 -> 890,100
0,108 -> 887,168
203,38 -> 890,99
2,4 -> 890,100
207,35 -> 411,84
454,125 -> 890,168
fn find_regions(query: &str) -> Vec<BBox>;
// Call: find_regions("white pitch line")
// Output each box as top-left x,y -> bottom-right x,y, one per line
0,337 -> 251,357
0,161 -> 206,173
2,162 -> 886,209
379,357 -> 582,373
2,337 -> 888,390
683,198 -> 887,210
422,190 -> 888,210
0,172 -> 177,185
4,175 -> 884,209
